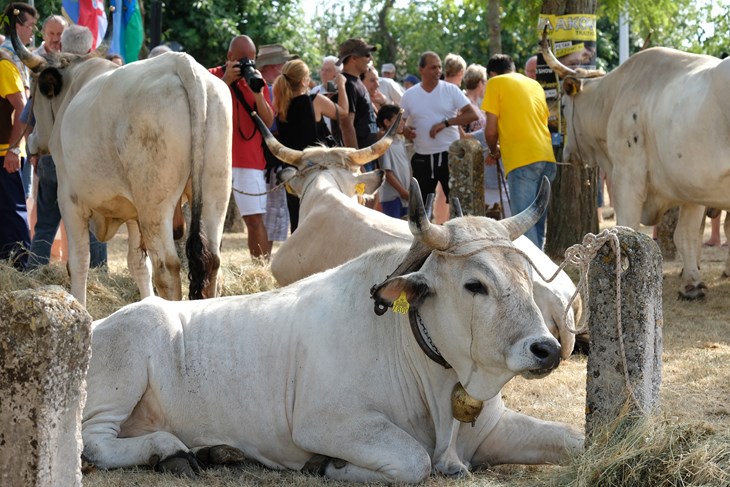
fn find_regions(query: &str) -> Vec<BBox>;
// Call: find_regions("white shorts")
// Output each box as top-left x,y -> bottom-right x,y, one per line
232,168 -> 267,216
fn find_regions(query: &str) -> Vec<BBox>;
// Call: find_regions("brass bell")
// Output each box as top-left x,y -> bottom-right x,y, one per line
451,382 -> 484,425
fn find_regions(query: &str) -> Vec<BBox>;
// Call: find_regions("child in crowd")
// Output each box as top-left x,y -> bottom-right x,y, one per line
376,104 -> 411,219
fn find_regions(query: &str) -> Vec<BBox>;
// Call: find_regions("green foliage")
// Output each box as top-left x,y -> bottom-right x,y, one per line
28,0 -> 728,77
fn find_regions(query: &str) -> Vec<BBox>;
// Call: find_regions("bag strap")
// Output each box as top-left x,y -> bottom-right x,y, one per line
230,82 -> 258,141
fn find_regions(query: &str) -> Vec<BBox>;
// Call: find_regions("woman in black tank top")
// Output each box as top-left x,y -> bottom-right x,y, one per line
272,60 -> 349,230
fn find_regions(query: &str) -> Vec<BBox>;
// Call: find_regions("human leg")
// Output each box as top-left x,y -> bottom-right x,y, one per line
28,156 -> 62,270
232,168 -> 270,259
411,153 -> 438,208
0,158 -> 31,269
507,162 -> 556,249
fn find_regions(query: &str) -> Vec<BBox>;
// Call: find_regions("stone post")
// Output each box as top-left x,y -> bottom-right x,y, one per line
585,227 -> 663,442
0,287 -> 92,487
448,138 -> 485,218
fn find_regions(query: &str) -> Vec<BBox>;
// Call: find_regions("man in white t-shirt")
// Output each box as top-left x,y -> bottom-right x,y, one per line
400,51 -> 477,204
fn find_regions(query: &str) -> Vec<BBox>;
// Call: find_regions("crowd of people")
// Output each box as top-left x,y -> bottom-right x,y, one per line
1,3 -> 558,277
215,36 -> 556,257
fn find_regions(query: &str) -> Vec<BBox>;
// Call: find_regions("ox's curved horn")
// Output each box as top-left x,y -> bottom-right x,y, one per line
540,26 -> 577,79
89,6 -> 115,58
10,9 -> 46,71
251,111 -> 304,167
348,109 -> 403,166
500,176 -> 551,240
408,178 -> 450,250
540,25 -> 605,80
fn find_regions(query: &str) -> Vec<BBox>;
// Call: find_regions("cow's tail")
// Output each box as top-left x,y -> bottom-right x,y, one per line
179,54 -> 218,300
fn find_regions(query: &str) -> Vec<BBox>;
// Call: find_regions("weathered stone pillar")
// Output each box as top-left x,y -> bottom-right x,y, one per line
585,227 -> 663,442
448,138 -> 485,218
656,207 -> 678,260
0,287 -> 92,487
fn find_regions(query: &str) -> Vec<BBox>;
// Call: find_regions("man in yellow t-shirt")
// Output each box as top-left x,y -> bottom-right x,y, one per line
482,54 -> 555,250
0,46 -> 30,268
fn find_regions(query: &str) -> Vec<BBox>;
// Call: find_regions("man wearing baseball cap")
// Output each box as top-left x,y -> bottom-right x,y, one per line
378,61 -> 404,104
333,38 -> 378,161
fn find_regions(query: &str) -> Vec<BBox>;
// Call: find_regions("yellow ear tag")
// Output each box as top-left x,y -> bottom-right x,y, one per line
392,291 -> 410,314
355,182 -> 366,206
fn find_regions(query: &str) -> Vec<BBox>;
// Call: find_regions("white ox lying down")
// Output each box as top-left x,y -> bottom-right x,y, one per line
262,117 -> 578,356
82,179 -> 583,482
541,32 -> 730,299
12,13 -> 231,306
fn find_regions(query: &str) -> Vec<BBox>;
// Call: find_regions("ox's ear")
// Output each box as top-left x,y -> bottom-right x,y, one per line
371,273 -> 432,315
562,77 -> 583,97
354,169 -> 384,194
38,68 -> 63,98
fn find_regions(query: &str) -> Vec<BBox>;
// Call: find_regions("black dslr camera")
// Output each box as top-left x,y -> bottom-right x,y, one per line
238,58 -> 265,93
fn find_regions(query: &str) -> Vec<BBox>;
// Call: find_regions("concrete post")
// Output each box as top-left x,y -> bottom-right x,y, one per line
585,227 -> 663,442
0,287 -> 92,487
448,138 -> 485,218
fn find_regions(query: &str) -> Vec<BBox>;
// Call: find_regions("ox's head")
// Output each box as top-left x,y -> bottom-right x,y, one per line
10,8 -> 115,154
371,178 -> 561,401
539,27 -> 605,166
252,111 -> 402,200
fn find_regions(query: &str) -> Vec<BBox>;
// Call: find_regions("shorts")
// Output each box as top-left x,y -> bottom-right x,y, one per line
232,168 -> 267,216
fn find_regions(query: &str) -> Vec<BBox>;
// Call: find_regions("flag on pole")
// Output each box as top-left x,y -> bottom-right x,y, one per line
61,0 -> 108,49
110,0 -> 144,62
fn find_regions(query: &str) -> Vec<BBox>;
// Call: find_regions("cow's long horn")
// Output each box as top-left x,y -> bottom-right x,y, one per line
10,9 -> 46,71
539,26 -> 577,79
408,178 -> 450,250
347,109 -> 403,166
251,111 -> 304,166
500,176 -> 551,240
89,6 -> 115,58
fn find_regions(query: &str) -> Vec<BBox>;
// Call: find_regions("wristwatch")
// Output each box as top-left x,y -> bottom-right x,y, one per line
443,118 -> 450,127
8,147 -> 20,155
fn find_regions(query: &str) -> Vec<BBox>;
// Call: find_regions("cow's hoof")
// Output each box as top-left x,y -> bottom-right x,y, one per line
195,444 -> 245,467
678,284 -> 706,300
154,450 -> 201,477
318,457 -> 347,475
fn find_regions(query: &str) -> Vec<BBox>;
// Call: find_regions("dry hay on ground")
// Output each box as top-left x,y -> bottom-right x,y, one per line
1,229 -> 728,487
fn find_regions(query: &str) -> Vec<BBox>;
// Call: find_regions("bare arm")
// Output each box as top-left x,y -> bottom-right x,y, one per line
385,169 -> 409,201
429,102 -> 480,138
340,112 -> 358,148
3,91 -> 26,174
484,112 -> 500,165
253,90 -> 275,128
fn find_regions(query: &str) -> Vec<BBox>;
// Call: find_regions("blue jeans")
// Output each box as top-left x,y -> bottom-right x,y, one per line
0,156 -> 30,269
507,161 -> 557,250
27,156 -> 107,270
381,198 -> 407,219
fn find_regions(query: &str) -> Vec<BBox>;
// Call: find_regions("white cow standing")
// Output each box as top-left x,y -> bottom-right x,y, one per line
82,179 -> 583,482
541,32 -> 730,299
12,13 -> 231,306
262,117 -> 578,356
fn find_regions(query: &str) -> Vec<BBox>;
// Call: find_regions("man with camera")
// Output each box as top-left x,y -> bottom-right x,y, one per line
210,35 -> 275,259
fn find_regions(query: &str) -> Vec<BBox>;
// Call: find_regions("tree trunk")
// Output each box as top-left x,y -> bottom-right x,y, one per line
488,0 -> 501,56
541,0 -> 598,260
375,0 -> 397,68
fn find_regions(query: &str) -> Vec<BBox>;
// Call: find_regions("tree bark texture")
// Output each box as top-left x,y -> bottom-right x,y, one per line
488,0 -> 501,56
